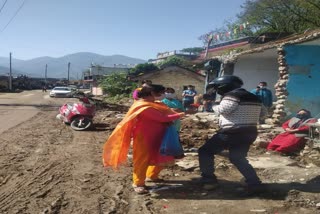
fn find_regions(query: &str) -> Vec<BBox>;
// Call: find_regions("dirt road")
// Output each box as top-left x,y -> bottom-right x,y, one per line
0,91 -> 319,214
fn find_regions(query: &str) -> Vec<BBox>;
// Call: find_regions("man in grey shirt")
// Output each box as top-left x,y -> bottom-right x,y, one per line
197,75 -> 263,196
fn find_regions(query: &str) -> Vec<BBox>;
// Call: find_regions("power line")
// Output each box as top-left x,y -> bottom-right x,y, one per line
0,0 -> 27,33
0,0 -> 8,14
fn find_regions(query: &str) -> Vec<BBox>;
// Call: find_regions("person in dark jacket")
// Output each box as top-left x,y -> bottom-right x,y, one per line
250,81 -> 273,109
251,82 -> 273,124
196,75 -> 263,196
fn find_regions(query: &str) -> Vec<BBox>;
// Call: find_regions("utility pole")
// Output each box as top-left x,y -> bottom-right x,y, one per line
204,36 -> 213,59
67,62 -> 70,85
9,52 -> 12,91
81,72 -> 84,88
45,64 -> 48,86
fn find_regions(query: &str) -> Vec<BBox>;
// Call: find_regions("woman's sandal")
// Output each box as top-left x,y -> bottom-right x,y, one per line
132,185 -> 149,194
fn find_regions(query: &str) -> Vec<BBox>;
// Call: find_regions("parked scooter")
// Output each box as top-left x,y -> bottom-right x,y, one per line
56,96 -> 95,131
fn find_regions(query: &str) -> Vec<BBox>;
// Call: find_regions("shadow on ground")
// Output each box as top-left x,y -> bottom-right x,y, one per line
92,123 -> 112,132
149,175 -> 320,200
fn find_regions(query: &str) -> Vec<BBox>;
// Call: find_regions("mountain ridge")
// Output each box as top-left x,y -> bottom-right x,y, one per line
0,52 -> 146,78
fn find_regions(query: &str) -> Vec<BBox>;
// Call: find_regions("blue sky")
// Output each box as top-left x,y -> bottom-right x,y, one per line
0,0 -> 246,60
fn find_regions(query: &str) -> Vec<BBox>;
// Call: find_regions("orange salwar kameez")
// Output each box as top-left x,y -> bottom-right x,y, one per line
103,100 -> 181,186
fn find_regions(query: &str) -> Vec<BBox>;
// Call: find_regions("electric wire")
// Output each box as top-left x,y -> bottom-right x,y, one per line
0,0 -> 27,33
0,0 -> 8,14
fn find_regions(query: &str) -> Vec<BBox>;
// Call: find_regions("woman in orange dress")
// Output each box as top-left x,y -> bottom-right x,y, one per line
103,84 -> 184,194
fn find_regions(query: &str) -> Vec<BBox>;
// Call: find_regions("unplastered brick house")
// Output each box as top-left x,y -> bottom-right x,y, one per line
131,65 -> 206,100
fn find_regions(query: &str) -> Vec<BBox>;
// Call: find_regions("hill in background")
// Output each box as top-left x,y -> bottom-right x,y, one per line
0,52 -> 146,78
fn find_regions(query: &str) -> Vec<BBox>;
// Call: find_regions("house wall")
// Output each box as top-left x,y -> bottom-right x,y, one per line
0,78 -> 7,90
92,86 -> 103,96
284,45 -> 320,117
233,54 -> 279,100
134,66 -> 205,99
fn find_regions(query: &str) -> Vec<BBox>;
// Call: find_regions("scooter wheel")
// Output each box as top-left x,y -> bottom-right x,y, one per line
70,117 -> 92,131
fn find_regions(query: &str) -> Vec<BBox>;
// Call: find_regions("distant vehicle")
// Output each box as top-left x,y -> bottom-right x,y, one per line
49,87 -> 75,98
78,85 -> 90,89
68,85 -> 78,91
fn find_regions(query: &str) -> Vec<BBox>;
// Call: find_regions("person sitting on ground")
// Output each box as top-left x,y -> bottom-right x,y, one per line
132,79 -> 152,100
103,84 -> 185,194
266,109 -> 317,155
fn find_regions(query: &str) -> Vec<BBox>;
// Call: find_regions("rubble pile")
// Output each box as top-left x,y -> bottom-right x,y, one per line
285,190 -> 320,209
253,124 -> 281,150
300,144 -> 320,166
180,112 -> 219,148
95,104 -> 320,165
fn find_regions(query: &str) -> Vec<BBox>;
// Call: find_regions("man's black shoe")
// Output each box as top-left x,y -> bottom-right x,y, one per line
191,177 -> 219,190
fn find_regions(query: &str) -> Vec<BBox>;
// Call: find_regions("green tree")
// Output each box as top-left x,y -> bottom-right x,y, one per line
199,0 -> 320,45
181,47 -> 204,54
99,73 -> 137,97
238,0 -> 320,33
157,56 -> 190,69
129,63 -> 159,75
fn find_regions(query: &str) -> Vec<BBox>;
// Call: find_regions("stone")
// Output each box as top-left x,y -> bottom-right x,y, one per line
301,150 -> 310,155
276,99 -> 286,104
275,91 -> 288,96
279,66 -> 287,71
260,124 -> 274,129
115,114 -> 125,118
273,109 -> 281,114
282,74 -> 289,79
249,209 -> 267,213
279,70 -> 288,75
176,159 -> 199,170
264,118 -> 274,125
278,95 -> 287,99
254,140 -> 269,149
216,162 -> 229,169
275,104 -> 285,109
273,114 -> 283,119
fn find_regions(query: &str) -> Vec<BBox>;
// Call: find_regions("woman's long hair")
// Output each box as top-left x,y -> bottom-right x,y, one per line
138,84 -> 165,98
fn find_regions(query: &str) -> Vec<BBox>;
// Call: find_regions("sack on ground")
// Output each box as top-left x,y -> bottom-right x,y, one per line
160,125 -> 184,156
